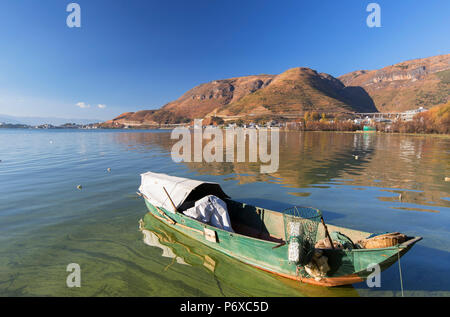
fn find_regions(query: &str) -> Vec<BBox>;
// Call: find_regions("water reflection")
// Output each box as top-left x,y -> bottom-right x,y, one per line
112,131 -> 450,211
141,226 -> 190,267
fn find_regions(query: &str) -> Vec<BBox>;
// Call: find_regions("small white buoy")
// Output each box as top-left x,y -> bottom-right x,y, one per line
354,155 -> 359,160
77,185 -> 82,190
49,140 -> 53,144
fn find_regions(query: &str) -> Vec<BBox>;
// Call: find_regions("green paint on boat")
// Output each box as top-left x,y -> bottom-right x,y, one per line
363,126 -> 376,132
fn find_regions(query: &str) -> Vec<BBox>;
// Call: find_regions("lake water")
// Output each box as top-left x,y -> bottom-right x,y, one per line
0,129 -> 449,296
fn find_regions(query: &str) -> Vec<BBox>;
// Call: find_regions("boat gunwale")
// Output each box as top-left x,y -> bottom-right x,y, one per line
315,236 -> 423,253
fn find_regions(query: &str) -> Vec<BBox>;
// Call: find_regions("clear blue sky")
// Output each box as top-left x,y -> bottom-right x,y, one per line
0,0 -> 448,120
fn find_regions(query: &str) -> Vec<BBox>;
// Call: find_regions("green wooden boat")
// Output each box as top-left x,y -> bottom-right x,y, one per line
363,125 -> 376,132
138,172 -> 422,287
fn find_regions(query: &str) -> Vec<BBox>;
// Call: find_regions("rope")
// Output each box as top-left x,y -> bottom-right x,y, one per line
295,266 -> 303,283
397,248 -> 404,297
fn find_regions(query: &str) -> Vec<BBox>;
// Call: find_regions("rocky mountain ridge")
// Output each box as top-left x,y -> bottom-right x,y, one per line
102,54 -> 449,126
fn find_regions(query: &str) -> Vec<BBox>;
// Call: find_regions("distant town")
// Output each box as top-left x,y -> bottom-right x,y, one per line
0,122 -> 100,129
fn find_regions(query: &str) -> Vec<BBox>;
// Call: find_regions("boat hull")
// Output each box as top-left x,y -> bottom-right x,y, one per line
141,199 -> 421,287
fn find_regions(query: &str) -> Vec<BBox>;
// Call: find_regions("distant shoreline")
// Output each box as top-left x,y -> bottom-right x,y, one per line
1,126 -> 448,138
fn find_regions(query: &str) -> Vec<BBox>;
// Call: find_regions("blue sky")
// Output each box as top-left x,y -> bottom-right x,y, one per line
0,0 -> 448,120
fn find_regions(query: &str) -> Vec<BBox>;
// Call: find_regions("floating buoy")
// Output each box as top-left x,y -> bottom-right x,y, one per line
107,168 -> 111,172
77,185 -> 82,190
49,140 -> 53,144
354,155 -> 359,160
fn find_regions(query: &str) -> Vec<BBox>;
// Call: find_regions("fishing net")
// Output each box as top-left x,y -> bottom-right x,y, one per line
283,206 -> 322,266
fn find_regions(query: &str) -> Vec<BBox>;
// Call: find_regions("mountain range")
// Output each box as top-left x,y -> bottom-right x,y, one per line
0,114 -> 101,126
339,54 -> 449,113
102,54 -> 449,126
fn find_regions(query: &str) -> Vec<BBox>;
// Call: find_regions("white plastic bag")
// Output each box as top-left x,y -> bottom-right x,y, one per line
183,195 -> 234,232
183,206 -> 201,220
207,196 -> 234,232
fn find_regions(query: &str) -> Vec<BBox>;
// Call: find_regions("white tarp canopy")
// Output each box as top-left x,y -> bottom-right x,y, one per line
139,171 -> 229,213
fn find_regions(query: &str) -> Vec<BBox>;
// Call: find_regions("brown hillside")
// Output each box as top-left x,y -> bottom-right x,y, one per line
339,54 -> 450,112
161,75 -> 274,119
100,110 -> 159,127
103,68 -> 376,126
217,67 -> 376,116
103,75 -> 275,126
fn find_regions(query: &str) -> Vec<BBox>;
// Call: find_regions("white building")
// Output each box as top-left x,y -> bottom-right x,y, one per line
402,107 -> 427,121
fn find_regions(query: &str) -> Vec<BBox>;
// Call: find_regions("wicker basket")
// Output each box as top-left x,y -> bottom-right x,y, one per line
360,232 -> 407,249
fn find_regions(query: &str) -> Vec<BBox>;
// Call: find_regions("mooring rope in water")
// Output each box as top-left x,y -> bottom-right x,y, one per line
398,248 -> 404,297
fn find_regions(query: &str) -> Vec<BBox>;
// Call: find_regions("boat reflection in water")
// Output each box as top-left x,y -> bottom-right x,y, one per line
139,213 -> 361,297
141,225 -> 190,267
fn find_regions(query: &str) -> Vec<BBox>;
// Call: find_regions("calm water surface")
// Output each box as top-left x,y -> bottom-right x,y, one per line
0,129 -> 449,296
